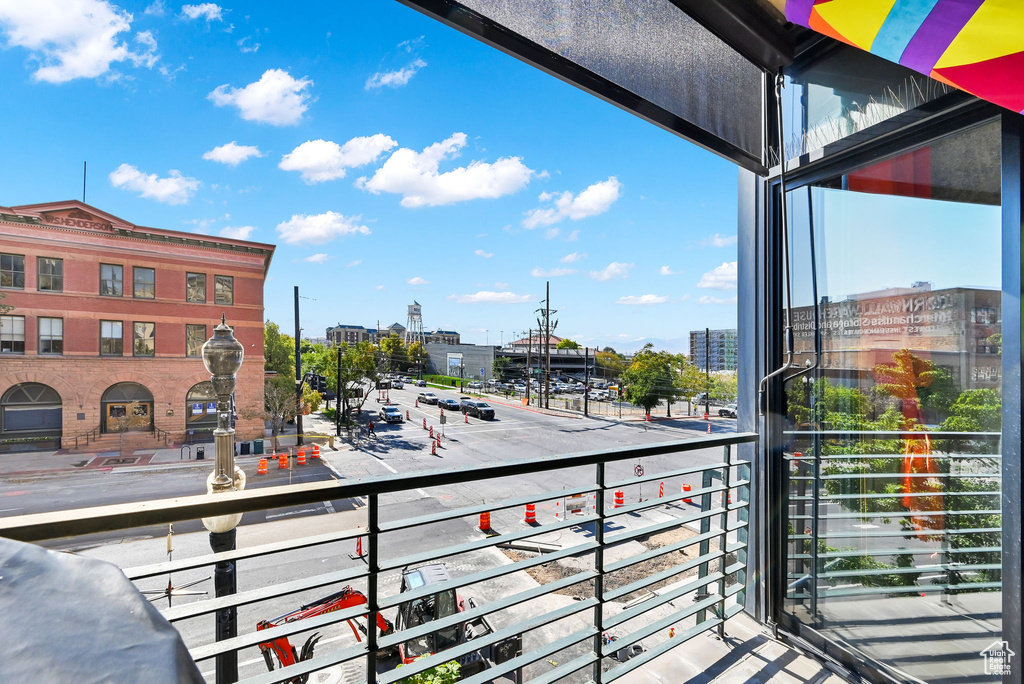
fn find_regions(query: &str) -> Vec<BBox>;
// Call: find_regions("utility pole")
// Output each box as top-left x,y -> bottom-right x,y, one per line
335,344 -> 342,437
535,281 -> 557,409
584,346 -> 590,417
705,327 -> 711,418
294,286 -> 303,446
525,328 -> 532,404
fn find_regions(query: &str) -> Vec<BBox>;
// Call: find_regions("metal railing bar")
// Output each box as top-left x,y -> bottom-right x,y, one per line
602,528 -> 721,574
603,573 -> 724,630
782,430 -> 1001,438
788,562 -> 1003,580
725,541 -> 746,555
459,629 -> 598,684
376,598 -> 600,684
378,569 -> 598,650
789,491 -> 1001,501
606,460 -> 729,489
791,472 -> 1002,481
161,566 -> 368,623
0,433 -> 758,543
796,581 -> 1003,599
602,592 -> 722,655
190,604 -> 368,662
604,507 -> 725,546
789,545 -> 1002,560
724,561 -> 746,576
793,526 -> 1002,540
785,454 -> 1001,461
523,651 -> 599,684
724,602 -> 745,619
236,643 -> 366,684
378,540 -> 598,609
604,549 -> 724,602
793,509 -> 1003,520
125,526 -> 366,580
378,484 -> 597,533
379,515 -> 593,572
603,616 -> 723,683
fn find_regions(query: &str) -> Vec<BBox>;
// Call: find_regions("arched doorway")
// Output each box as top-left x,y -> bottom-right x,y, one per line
101,382 -> 153,433
186,382 -> 218,430
1,383 -> 62,439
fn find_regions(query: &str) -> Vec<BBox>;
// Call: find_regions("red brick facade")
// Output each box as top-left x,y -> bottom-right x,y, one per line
0,201 -> 274,446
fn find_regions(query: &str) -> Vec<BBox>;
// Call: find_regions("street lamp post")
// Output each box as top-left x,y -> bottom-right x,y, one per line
200,315 -> 246,684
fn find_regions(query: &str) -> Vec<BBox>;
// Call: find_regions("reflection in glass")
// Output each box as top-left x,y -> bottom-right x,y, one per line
781,121 -> 1002,682
186,272 -> 206,302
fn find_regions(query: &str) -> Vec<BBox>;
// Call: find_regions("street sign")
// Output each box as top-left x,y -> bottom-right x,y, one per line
634,464 -> 644,477
480,367 -> 485,375
440,414 -> 447,424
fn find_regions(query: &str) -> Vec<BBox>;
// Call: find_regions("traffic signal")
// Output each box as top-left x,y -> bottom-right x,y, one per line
315,375 -> 327,393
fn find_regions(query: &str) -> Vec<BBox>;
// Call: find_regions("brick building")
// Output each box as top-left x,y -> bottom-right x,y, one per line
0,201 -> 274,450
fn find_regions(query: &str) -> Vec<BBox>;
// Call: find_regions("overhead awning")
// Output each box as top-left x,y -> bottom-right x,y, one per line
398,0 -> 796,174
785,0 -> 1024,114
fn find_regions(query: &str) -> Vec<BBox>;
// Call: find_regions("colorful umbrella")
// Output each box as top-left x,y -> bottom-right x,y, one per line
786,0 -> 1024,113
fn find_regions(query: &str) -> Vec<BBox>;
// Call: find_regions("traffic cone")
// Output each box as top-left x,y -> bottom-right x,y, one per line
423,418 -> 427,430
429,425 -> 434,439
257,458 -> 268,475
415,398 -> 419,407
278,453 -> 288,469
524,503 -> 537,524
464,412 -> 469,424
669,627 -> 675,638
312,444 -> 320,459
479,511 -> 491,531
431,441 -> 437,456
349,535 -> 366,560
297,450 -> 307,466
406,410 -> 410,420
682,484 -> 692,503
707,421 -> 712,434
659,481 -> 664,498
555,500 -> 561,520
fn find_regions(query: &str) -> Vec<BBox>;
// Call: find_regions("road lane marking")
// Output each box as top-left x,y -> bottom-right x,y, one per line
266,507 -> 322,520
323,500 -> 337,514
370,454 -> 428,497
0,507 -> 24,513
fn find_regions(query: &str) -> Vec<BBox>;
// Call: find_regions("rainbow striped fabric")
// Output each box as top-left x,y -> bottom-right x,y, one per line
786,0 -> 1024,113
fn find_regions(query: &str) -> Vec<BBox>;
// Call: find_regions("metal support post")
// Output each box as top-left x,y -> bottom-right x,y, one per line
366,494 -> 380,684
696,468 -> 715,625
592,462 -> 606,684
336,345 -> 342,437
210,529 -> 237,684
716,446 -> 731,638
294,286 -> 304,446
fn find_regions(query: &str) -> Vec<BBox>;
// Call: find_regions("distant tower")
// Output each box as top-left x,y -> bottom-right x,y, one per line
405,301 -> 425,345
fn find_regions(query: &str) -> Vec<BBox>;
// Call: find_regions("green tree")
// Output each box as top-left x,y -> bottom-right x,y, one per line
596,349 -> 627,379
264,321 -> 294,377
492,355 -> 512,382
379,334 -> 407,371
620,344 -> 682,417
939,389 -> 1001,433
672,355 -> 707,413
406,341 -> 427,374
556,338 -> 580,350
0,292 -> 11,315
709,371 -> 738,403
873,349 -> 941,428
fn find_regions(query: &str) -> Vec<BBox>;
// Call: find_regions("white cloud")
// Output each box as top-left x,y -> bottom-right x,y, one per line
530,267 -> 576,278
560,252 -> 586,263
697,261 -> 737,290
297,253 -> 330,263
698,295 -> 738,305
0,0 -> 160,83
659,265 -> 679,276
544,227 -> 560,240
279,135 -> 397,183
275,211 -> 370,246
366,58 -> 426,89
474,249 -> 493,258
494,282 -> 509,289
144,1 -> 167,16
566,230 -> 580,242
202,141 -> 263,166
237,36 -> 258,53
357,132 -> 534,207
589,262 -> 633,282
109,163 -> 199,205
522,177 -> 622,229
346,259 -> 360,268
407,276 -> 430,286
219,225 -> 255,239
617,294 -> 668,305
448,291 -> 533,304
375,285 -> 386,290
209,69 -> 313,126
181,3 -> 223,21
703,233 -> 738,248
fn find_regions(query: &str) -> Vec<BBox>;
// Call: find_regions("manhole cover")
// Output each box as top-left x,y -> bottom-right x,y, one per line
103,457 -> 140,466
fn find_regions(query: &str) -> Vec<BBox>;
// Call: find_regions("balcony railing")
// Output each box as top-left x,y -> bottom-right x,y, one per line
0,432 -> 756,684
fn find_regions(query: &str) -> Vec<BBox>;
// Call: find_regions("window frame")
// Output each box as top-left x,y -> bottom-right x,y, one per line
0,314 -> 26,353
133,321 -> 156,357
37,257 -> 63,292
0,253 -> 26,290
214,274 -> 234,305
100,320 -> 124,356
99,263 -> 124,297
133,267 -> 155,300
38,317 -> 63,355
186,324 -> 206,358
186,272 -> 207,303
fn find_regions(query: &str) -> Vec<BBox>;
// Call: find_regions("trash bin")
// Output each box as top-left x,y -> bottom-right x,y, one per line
196,446 -> 205,460
253,439 -> 264,455
240,441 -> 251,455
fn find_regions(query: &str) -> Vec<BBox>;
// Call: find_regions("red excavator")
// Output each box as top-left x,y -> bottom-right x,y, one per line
256,586 -> 393,682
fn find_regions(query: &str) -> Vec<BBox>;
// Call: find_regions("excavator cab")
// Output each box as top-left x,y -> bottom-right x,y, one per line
396,564 -> 462,662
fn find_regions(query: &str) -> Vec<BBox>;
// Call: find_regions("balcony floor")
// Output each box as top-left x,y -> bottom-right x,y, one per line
618,613 -> 844,684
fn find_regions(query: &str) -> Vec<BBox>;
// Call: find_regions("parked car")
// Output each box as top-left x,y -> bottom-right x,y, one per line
718,404 -> 737,418
418,392 -> 439,405
438,398 -> 461,411
467,381 -> 483,389
380,406 -> 404,423
460,399 -> 495,419
391,380 -> 405,389
415,379 -> 427,387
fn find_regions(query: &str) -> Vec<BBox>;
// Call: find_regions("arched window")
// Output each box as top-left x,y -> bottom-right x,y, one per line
101,382 -> 153,433
185,382 -> 218,429
1,383 -> 62,437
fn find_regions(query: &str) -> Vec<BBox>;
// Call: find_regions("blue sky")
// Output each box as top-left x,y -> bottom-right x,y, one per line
0,0 -> 740,352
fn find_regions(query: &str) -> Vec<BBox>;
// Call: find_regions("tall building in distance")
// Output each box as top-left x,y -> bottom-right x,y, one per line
405,301 -> 425,346
326,302 -> 460,347
0,200 -> 274,449
690,329 -> 738,372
